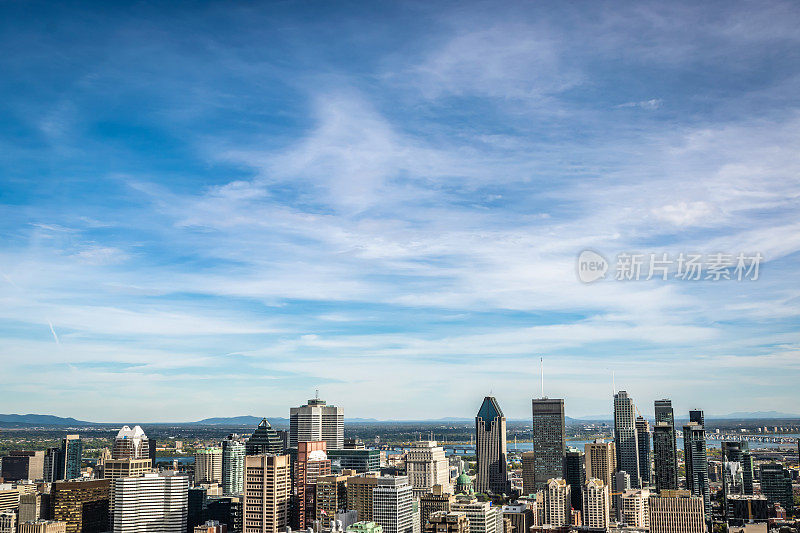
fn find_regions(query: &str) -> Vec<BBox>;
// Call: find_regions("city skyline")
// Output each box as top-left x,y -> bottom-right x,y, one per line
1,1 -> 800,421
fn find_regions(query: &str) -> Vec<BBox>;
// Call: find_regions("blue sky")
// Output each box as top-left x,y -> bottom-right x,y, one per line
1,0 -> 799,422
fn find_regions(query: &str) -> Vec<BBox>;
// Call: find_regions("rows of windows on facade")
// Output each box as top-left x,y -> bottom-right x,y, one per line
0,394 -> 797,533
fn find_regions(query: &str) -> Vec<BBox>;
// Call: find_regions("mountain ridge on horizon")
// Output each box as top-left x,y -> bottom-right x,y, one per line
3,410 -> 800,428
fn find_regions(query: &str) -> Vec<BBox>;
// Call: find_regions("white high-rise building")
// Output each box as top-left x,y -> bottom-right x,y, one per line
542,478 -> 570,527
405,442 -> 451,498
112,426 -> 150,460
372,476 -> 413,533
619,489 -> 650,528
222,438 -> 245,496
582,478 -> 610,530
194,448 -> 223,485
290,396 -> 344,450
451,495 -> 501,533
112,472 -> 188,533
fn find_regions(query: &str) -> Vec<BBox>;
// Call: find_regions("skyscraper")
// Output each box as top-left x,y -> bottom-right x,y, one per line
613,391 -> 641,488
741,450 -> 754,496
372,477 -> 414,533
582,479 -> 610,530
405,442 -> 451,498
243,454 -> 290,533
635,417 -> 650,487
51,479 -> 110,533
295,441 -> 331,529
44,447 -> 61,483
542,478 -> 570,527
682,413 -> 710,523
222,437 -> 245,496
246,420 -> 284,456
520,452 -> 535,496
530,398 -> 565,492
61,435 -> 82,481
563,448 -> 584,513
111,472 -> 188,533
474,397 -> 508,495
347,474 -> 379,522
111,426 -> 149,459
195,448 -> 223,485
315,474 -> 348,529
760,463 -> 793,511
290,396 -> 344,451
584,440 -> 616,491
648,490 -> 705,533
652,400 -> 678,493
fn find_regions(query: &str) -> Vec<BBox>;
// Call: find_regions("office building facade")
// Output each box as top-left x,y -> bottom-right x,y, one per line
613,391 -> 640,489
290,397 -> 344,451
530,399 -> 566,493
475,397 -> 508,495
242,454 -> 290,533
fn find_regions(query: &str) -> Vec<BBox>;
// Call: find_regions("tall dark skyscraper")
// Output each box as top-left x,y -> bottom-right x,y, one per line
635,416 -> 650,486
760,463 -> 793,511
683,411 -> 711,522
741,450 -> 754,495
475,396 -> 509,494
61,434 -> 82,480
246,418 -> 285,455
531,398 -> 566,491
563,447 -> 584,512
653,399 -> 678,492
613,391 -> 641,488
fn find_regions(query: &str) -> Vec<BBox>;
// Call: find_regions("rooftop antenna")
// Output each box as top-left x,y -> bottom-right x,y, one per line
612,371 -> 616,396
540,357 -> 544,398
315,389 -> 319,400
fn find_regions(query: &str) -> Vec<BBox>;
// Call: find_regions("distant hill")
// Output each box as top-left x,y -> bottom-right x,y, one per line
192,416 -> 288,426
0,414 -> 93,427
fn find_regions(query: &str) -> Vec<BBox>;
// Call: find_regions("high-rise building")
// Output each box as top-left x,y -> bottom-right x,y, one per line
563,448 -> 584,513
530,399 -> 566,493
245,420 -> 284,456
328,449 -> 381,474
613,391 -> 640,489
582,479 -> 609,530
450,495 -> 500,533
634,417 -> 650,487
682,415 -> 710,522
423,511 -> 468,533
316,475 -> 349,529
501,502 -> 535,533
295,441 -> 331,529
51,479 -> 110,533
61,436 -> 83,481
584,440 -> 616,491
405,442 -> 451,498
520,452 -> 535,496
242,454 -> 290,533
419,485 -> 453,532
542,478 -> 570,527
347,474 -> 379,522
0,511 -> 16,533
44,447 -> 61,483
19,492 -> 50,523
112,427 -> 149,460
741,451 -> 754,496
613,471 -> 631,521
760,463 -> 793,511
653,399 -> 678,493
648,490 -> 705,533
372,477 -> 413,533
195,449 -> 223,485
290,397 -> 344,451
111,472 -> 188,533
222,437 -> 245,496
475,397 -> 509,495
0,451 -> 45,481
619,489 -> 649,529
0,488 -> 19,513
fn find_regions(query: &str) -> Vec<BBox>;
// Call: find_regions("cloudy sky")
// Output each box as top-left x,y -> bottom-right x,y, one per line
1,1 -> 799,422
